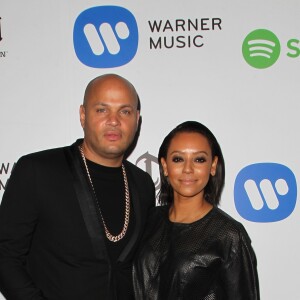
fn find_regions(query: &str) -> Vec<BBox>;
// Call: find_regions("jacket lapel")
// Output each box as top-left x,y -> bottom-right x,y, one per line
118,161 -> 142,262
64,140 -> 109,261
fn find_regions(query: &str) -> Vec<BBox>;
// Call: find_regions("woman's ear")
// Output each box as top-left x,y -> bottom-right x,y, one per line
161,158 -> 168,176
211,156 -> 218,176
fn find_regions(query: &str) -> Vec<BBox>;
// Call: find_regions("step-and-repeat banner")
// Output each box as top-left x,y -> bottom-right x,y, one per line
1,1 -> 299,299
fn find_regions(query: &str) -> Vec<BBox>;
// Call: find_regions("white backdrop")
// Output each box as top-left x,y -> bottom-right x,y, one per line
1,1 -> 300,299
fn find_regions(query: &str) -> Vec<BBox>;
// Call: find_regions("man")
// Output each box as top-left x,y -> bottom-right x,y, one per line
0,74 -> 155,300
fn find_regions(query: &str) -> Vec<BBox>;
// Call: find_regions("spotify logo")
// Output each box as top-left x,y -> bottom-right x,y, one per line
234,163 -> 297,222
242,29 -> 281,69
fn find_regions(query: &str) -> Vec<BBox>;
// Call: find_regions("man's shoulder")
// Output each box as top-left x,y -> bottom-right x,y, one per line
124,160 -> 149,177
124,160 -> 155,190
21,146 -> 67,161
17,140 -> 80,165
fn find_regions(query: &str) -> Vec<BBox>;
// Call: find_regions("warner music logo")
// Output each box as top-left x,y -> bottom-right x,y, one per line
148,18 -> 222,50
234,163 -> 297,223
73,6 -> 138,68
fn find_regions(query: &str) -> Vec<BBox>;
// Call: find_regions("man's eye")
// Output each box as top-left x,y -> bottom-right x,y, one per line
121,109 -> 131,115
96,108 -> 106,113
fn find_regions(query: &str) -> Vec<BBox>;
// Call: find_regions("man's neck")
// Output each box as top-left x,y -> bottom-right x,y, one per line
80,141 -> 123,167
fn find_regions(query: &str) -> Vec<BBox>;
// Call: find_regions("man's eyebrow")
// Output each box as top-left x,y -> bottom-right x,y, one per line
93,102 -> 135,109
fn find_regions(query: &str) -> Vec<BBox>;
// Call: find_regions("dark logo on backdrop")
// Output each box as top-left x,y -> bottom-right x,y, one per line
148,17 -> 222,50
0,17 -> 2,42
135,152 -> 160,193
0,17 -> 8,58
73,6 -> 139,68
0,162 -> 16,195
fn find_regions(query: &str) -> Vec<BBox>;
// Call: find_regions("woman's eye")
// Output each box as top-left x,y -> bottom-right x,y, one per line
195,157 -> 206,163
172,156 -> 183,163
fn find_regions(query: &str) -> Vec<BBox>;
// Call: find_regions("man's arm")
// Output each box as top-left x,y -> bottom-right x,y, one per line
0,156 -> 46,300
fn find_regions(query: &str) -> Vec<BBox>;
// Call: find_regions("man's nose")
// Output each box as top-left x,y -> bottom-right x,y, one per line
106,112 -> 120,126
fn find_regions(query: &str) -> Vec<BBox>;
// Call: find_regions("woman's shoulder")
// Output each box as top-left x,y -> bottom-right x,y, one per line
212,207 -> 257,267
211,207 -> 252,243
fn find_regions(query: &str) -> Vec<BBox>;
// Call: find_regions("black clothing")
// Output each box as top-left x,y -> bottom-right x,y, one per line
86,159 -> 136,299
133,205 -> 260,300
0,139 -> 155,300
87,160 -> 135,261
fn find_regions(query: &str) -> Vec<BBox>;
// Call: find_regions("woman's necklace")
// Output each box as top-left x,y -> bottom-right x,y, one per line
79,145 -> 130,242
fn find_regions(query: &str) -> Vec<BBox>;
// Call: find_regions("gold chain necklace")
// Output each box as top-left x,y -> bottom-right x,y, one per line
79,145 -> 130,242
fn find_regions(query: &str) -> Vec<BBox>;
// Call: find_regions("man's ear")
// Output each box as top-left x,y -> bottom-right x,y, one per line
79,105 -> 85,129
136,110 -> 140,128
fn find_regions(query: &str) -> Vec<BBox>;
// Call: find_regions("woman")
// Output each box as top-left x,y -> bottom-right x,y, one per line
133,121 -> 260,300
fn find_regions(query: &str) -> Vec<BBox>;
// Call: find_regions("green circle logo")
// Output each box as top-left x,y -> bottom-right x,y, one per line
242,29 -> 281,69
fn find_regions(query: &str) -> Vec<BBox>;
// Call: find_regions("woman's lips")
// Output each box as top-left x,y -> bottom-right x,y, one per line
179,179 -> 196,185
